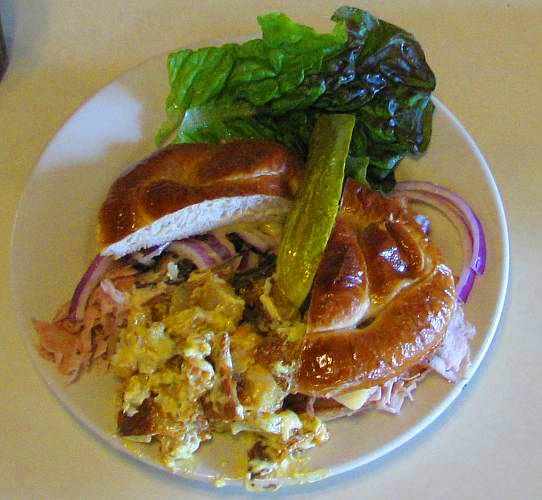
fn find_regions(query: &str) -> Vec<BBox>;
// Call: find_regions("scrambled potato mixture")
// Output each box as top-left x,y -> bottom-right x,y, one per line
111,266 -> 328,488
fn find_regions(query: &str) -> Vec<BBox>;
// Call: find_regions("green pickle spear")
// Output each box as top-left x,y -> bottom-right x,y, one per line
276,113 -> 355,308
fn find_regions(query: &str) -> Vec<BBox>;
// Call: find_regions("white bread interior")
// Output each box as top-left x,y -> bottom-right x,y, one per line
100,195 -> 291,258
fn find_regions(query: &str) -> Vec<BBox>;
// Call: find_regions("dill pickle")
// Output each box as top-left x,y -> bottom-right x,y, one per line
276,114 -> 355,308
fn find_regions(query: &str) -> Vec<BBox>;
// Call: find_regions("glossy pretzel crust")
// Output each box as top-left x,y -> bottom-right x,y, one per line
97,140 -> 303,249
298,179 -> 456,398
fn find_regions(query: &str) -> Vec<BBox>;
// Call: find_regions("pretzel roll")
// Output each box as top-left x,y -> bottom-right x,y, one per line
307,214 -> 369,333
298,179 -> 456,398
97,140 -> 303,257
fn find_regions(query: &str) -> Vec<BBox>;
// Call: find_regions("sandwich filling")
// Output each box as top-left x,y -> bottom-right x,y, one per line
35,218 -> 474,489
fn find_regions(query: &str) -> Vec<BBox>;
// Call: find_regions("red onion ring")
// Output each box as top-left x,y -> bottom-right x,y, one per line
395,181 -> 486,273
392,181 -> 487,303
68,255 -> 114,321
391,188 -> 472,275
167,239 -> 219,269
456,267 -> 476,303
131,242 -> 170,266
204,232 -> 236,260
234,229 -> 278,253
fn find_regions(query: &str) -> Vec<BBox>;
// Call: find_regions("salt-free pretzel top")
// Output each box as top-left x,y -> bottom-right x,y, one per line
297,179 -> 457,398
97,140 -> 303,257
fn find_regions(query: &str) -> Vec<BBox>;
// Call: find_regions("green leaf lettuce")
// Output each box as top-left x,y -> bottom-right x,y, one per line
156,6 -> 436,190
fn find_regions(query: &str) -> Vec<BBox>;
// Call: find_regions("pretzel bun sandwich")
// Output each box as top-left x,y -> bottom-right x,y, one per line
288,179 -> 462,420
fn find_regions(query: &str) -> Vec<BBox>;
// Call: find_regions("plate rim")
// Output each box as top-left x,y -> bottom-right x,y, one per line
10,49 -> 510,488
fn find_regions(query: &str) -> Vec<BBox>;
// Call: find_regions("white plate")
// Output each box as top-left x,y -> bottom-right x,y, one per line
11,49 -> 509,488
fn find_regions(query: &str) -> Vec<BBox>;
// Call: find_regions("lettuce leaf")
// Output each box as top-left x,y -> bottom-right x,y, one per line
156,6 -> 436,190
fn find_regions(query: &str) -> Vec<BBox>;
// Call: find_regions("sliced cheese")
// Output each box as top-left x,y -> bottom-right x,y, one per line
334,387 -> 374,411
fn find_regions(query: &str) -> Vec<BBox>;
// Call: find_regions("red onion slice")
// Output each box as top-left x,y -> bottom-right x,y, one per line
234,229 -> 278,253
167,239 -> 219,269
392,189 -> 472,273
392,181 -> 487,303
456,266 -> 476,303
131,243 -> 170,266
395,181 -> 486,274
204,232 -> 236,260
68,255 -> 114,321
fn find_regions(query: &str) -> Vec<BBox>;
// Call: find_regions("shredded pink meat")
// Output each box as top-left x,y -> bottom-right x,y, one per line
103,261 -> 139,280
422,302 -> 475,382
100,279 -> 129,305
34,266 -> 133,381
34,319 -> 78,366
366,302 -> 475,414
93,334 -> 109,360
371,373 -> 426,414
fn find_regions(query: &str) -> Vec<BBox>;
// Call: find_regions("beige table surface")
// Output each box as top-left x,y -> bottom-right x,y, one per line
1,1 -> 540,498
